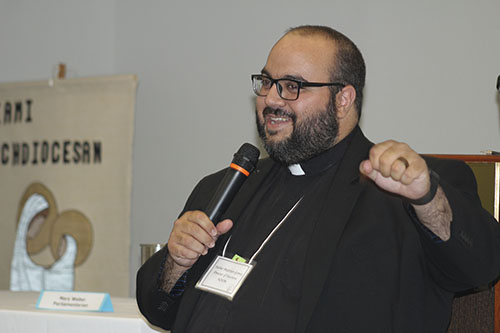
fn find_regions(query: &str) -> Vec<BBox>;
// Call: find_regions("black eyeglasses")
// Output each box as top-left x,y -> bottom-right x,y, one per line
251,74 -> 345,101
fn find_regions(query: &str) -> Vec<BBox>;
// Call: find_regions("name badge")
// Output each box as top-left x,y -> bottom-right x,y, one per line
195,255 -> 254,300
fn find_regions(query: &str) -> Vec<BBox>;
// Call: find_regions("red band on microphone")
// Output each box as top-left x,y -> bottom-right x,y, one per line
230,163 -> 250,177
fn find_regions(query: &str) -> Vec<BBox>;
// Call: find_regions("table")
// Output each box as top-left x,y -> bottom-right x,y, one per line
0,291 -> 168,333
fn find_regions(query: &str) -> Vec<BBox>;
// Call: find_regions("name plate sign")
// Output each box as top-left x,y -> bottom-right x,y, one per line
36,291 -> 114,312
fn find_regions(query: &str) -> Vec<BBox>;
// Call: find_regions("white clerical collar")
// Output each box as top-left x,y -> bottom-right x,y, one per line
288,163 -> 306,176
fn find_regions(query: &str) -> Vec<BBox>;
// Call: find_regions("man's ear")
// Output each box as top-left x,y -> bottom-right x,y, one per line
335,85 -> 356,119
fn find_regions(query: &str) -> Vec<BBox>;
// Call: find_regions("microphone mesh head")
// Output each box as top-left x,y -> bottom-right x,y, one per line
237,143 -> 260,163
232,143 -> 260,173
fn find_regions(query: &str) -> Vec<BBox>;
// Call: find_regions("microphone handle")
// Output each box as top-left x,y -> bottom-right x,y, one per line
205,169 -> 248,223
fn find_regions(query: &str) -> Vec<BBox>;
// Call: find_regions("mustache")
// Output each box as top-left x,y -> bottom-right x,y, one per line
262,107 -> 297,121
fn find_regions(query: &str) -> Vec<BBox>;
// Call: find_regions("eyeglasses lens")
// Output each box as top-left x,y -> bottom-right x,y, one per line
252,76 -> 299,100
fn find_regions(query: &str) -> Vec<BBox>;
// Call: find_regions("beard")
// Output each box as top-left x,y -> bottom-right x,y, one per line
256,99 -> 339,165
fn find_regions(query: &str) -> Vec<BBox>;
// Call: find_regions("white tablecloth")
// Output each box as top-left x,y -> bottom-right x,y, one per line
0,291 -> 168,333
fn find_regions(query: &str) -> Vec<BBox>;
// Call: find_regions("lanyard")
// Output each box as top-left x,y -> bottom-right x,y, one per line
222,196 -> 303,264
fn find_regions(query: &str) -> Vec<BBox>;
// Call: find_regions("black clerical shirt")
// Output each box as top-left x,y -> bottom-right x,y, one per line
184,133 -> 354,333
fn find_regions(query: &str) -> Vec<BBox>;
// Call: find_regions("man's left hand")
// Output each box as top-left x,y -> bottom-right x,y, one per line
359,140 -> 430,201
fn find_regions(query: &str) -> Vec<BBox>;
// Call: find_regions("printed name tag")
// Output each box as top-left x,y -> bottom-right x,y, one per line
195,255 -> 254,300
36,291 -> 114,312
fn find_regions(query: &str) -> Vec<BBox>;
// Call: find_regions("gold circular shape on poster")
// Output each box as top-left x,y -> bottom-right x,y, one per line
16,182 -> 93,267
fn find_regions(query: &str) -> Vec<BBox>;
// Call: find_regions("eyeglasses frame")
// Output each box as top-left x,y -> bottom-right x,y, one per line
251,74 -> 346,101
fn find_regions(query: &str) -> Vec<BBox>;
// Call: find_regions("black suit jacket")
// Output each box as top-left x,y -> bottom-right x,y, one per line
137,128 -> 500,332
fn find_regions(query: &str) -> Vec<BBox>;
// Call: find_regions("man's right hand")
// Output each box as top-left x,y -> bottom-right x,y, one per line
167,210 -> 233,269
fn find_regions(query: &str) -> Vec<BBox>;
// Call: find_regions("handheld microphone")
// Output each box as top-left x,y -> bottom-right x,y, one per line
205,143 -> 260,223
497,75 -> 499,91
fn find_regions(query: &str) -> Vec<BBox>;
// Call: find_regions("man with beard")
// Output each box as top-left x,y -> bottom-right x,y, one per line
137,26 -> 500,332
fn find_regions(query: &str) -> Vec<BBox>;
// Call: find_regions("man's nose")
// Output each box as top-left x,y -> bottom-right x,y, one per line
264,83 -> 286,108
